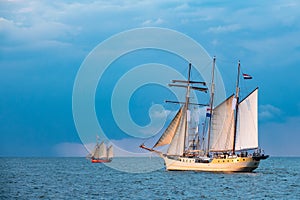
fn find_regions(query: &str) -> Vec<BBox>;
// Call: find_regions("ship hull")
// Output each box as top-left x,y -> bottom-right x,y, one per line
91,159 -> 112,163
162,155 -> 260,172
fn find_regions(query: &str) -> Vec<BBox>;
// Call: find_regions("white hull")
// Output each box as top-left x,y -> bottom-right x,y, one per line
162,155 -> 260,172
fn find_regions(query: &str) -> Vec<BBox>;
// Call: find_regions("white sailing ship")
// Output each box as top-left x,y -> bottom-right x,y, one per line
140,57 -> 268,172
88,138 -> 113,163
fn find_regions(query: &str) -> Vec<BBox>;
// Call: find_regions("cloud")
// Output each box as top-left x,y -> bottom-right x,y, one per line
259,104 -> 282,121
151,108 -> 171,119
137,109 -> 174,137
260,116 -> 300,156
2,0 -> 300,158
239,31 -> 300,66
141,18 -> 164,26
64,138 -> 162,158
207,24 -> 241,34
0,17 -> 13,30
0,12 -> 77,50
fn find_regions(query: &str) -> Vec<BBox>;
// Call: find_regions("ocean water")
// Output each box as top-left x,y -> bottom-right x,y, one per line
1,157 -> 299,199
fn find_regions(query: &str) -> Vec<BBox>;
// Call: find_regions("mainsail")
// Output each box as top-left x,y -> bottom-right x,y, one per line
210,95 -> 235,152
99,142 -> 107,158
139,59 -> 269,172
235,88 -> 258,150
91,143 -> 100,158
107,145 -> 113,159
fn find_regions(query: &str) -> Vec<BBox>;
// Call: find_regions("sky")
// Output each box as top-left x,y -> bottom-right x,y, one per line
1,0 -> 300,157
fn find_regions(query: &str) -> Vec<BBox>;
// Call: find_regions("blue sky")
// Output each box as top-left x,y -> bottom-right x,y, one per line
1,0 -> 300,157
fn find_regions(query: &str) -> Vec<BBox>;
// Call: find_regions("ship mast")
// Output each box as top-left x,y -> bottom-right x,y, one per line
232,60 -> 241,155
206,56 -> 216,156
168,62 -> 208,156
182,63 -> 192,154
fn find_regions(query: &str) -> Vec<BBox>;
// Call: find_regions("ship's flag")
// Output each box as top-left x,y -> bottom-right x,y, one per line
243,73 -> 252,79
206,107 -> 211,117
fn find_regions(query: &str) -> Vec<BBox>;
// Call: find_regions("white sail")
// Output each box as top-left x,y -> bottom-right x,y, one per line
153,107 -> 183,148
187,108 -> 200,150
210,95 -> 235,152
139,60 -> 268,172
187,109 -> 191,122
89,145 -> 97,158
167,106 -> 187,156
91,143 -> 100,158
235,88 -> 258,150
98,142 -> 107,158
107,145 -> 113,159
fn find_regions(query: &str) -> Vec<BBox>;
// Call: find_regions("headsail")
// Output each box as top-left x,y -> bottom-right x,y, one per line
235,88 -> 258,150
91,143 -> 100,158
167,106 -> 187,156
153,105 -> 188,156
153,107 -> 183,148
209,95 -> 235,152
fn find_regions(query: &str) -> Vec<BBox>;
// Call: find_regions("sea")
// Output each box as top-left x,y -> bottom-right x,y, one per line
1,157 -> 299,199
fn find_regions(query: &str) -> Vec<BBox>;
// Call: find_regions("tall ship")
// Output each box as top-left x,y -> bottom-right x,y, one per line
88,137 -> 113,163
140,57 -> 268,172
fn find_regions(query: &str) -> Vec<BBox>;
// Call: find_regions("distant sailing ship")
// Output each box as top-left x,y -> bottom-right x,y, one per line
140,57 -> 269,172
88,137 -> 113,163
